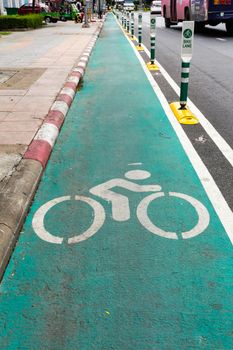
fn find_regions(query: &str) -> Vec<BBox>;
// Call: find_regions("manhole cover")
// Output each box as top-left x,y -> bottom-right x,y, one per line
0,70 -> 17,84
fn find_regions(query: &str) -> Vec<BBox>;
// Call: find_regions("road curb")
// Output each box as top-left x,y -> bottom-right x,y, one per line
0,159 -> 43,280
0,18 -> 105,281
24,19 -> 105,168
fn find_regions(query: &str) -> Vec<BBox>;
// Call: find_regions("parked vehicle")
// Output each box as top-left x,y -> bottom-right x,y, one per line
18,4 -> 44,15
161,0 -> 233,33
151,0 -> 161,14
59,3 -> 83,22
17,1 -> 83,23
123,1 -> 135,11
115,1 -> 124,10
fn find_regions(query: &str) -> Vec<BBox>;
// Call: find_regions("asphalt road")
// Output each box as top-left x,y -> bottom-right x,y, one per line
137,13 -> 233,211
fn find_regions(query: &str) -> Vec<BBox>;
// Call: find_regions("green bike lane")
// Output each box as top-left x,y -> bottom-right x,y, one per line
1,14 -> 233,349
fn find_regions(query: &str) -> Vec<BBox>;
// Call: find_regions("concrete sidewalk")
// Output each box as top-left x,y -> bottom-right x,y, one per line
0,19 -> 103,278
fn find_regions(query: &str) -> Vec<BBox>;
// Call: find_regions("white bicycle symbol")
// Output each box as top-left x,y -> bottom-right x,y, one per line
32,170 -> 210,244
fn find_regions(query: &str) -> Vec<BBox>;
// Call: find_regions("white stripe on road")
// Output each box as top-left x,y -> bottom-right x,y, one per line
117,18 -> 233,244
141,43 -> 233,169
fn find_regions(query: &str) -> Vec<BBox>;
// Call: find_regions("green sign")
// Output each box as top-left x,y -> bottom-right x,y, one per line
181,21 -> 194,60
183,29 -> 192,39
150,15 -> 156,30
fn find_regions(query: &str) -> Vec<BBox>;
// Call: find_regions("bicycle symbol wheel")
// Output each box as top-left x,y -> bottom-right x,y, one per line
32,195 -> 105,244
137,192 -> 210,239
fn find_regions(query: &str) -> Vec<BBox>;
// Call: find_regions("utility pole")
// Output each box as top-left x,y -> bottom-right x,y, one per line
82,0 -> 90,28
0,0 -> 4,15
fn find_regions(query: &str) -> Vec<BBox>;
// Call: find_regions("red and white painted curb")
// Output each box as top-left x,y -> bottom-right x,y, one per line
24,20 -> 105,168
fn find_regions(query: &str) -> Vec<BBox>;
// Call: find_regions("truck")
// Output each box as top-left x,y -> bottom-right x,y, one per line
161,0 -> 233,33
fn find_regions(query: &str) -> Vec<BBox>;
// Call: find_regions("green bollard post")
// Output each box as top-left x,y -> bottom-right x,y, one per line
179,22 -> 194,109
170,21 -> 199,125
130,12 -> 135,39
136,12 -> 143,51
147,13 -> 159,70
124,11 -> 127,29
180,61 -> 190,109
127,12 -> 130,32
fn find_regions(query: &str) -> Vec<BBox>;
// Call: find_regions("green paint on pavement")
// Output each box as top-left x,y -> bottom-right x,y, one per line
1,14 -> 233,350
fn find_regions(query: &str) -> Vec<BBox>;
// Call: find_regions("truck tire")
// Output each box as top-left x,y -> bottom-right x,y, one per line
226,21 -> 233,35
195,22 -> 205,32
75,15 -> 82,23
164,7 -> 171,28
60,16 -> 67,22
44,16 -> 51,24
165,17 -> 171,28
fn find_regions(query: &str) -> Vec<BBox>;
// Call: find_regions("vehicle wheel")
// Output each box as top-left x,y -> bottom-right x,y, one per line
226,21 -> 233,35
163,6 -> 171,28
75,15 -> 81,23
60,16 -> 67,22
44,16 -> 51,24
165,17 -> 171,28
184,8 -> 190,21
195,22 -> 205,32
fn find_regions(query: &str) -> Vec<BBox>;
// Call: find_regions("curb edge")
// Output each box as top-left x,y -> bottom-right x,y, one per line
0,18 -> 106,281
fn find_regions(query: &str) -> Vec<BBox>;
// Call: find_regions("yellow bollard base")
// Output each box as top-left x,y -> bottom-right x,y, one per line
130,36 -> 136,41
146,62 -> 160,71
136,45 -> 144,51
170,102 -> 199,125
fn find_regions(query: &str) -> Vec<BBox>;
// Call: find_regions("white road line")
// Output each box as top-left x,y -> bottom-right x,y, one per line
116,16 -> 233,244
141,43 -> 233,169
216,38 -> 226,41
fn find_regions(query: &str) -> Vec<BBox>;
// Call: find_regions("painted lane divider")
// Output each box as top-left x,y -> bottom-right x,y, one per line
115,14 -> 233,244
24,23 -> 105,168
32,170 -> 210,244
134,34 -> 233,170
